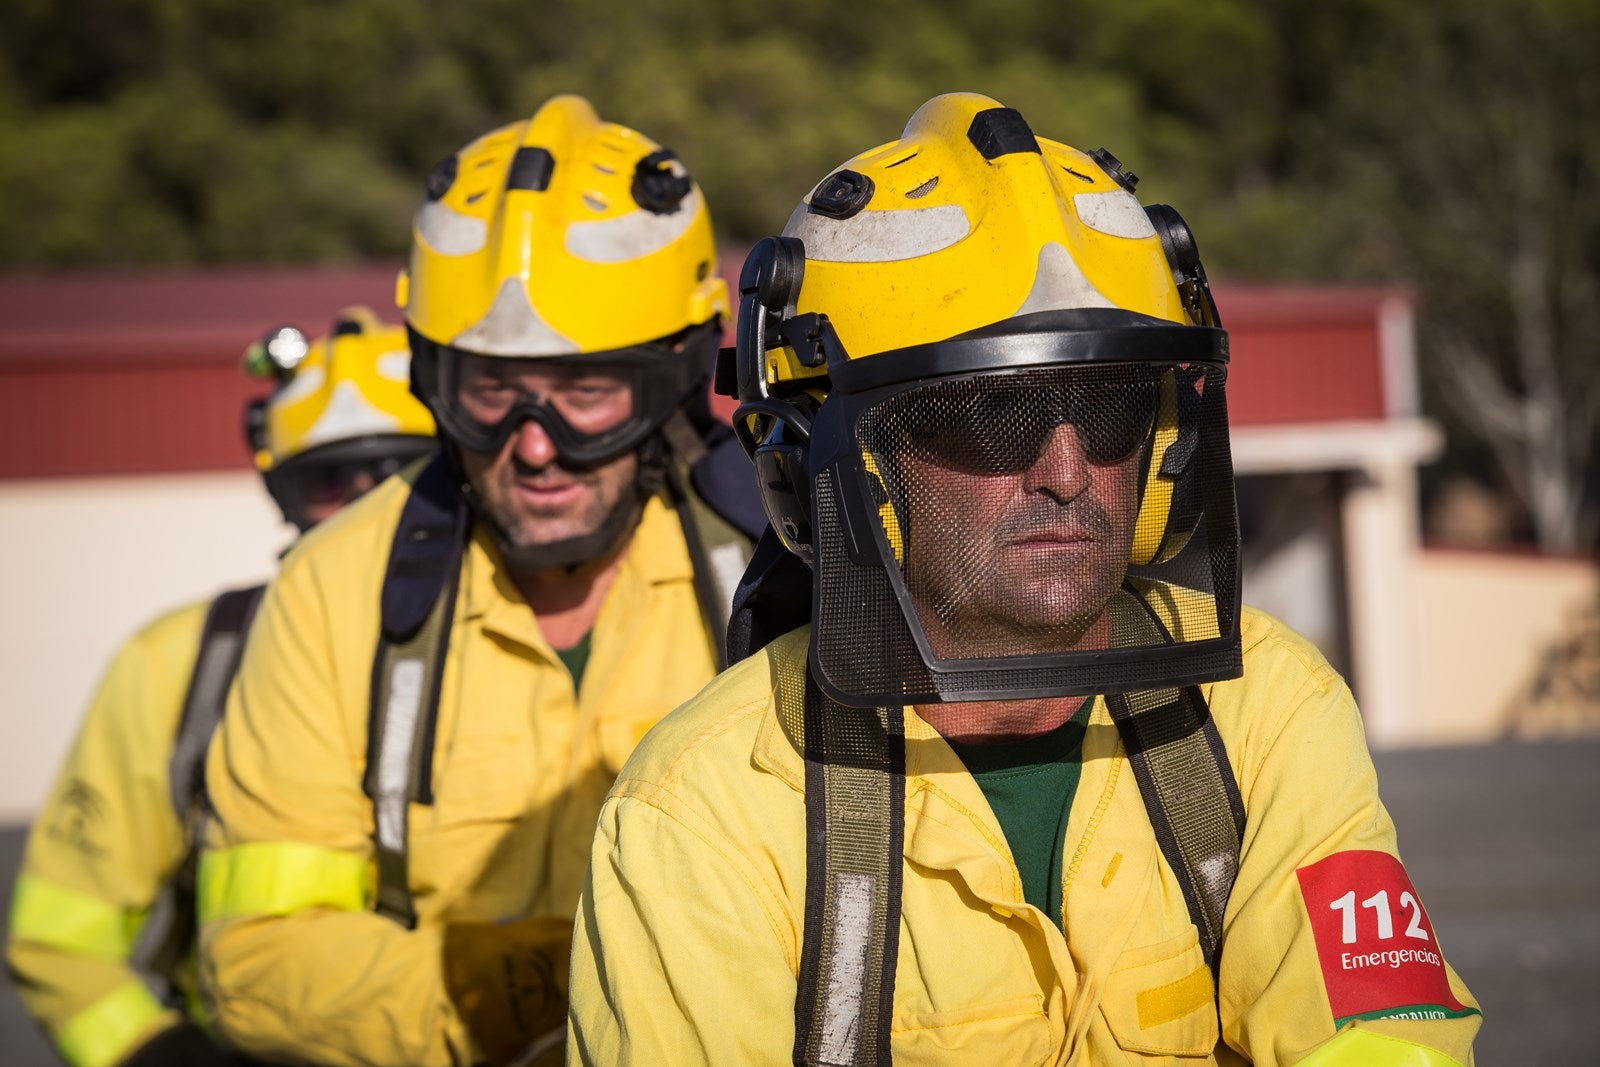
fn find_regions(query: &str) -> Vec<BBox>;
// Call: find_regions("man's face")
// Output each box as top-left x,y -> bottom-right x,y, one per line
889,372 -> 1148,659
452,354 -> 640,554
299,467 -> 379,528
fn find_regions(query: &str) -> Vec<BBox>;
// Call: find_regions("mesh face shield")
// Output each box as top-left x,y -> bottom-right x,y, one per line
802,314 -> 1241,708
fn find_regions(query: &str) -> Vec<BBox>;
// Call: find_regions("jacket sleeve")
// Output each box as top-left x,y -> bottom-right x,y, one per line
196,563 -> 475,1067
570,786 -> 799,1066
6,606 -> 200,1067
1217,629 -> 1481,1066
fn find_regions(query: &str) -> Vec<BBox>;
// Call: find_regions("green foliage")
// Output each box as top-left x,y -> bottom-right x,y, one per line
5,0 -> 1598,544
0,0 -> 1348,266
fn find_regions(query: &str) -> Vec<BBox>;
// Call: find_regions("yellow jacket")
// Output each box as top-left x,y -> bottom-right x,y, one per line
571,609 -> 1481,1065
7,600 -> 208,1067
198,466 -> 719,1066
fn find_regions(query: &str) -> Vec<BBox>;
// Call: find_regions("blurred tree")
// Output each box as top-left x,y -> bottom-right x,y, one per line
3,0 -> 1597,551
1324,0 -> 1600,552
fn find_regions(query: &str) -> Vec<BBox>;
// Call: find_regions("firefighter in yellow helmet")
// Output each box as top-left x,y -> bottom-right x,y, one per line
6,310 -> 435,1067
569,93 -> 1482,1064
196,95 -> 759,1067
246,306 -> 438,531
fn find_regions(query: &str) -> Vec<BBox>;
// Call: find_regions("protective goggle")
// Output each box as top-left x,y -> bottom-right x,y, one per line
264,437 -> 437,531
410,324 -> 715,467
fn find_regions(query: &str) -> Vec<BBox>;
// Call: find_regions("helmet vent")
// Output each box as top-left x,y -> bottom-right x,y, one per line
904,176 -> 939,200
583,193 -> 608,212
505,146 -> 555,192
593,162 -> 617,175
424,155 -> 458,201
884,150 -> 919,168
967,108 -> 1041,160
1060,165 -> 1095,184
465,191 -> 486,204
809,170 -> 875,220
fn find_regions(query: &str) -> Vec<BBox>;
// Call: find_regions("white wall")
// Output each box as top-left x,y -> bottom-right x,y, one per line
1411,550 -> 1600,745
0,473 -> 291,822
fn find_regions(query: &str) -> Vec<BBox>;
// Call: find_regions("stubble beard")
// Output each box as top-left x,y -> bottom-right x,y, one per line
909,494 -> 1132,658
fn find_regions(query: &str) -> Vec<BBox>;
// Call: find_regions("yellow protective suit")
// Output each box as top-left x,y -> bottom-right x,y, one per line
7,600 -> 210,1067
571,608 -> 1482,1065
198,465 -> 720,1066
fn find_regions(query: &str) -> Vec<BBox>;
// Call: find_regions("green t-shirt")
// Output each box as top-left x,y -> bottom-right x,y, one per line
554,630 -> 594,691
944,697 -> 1095,930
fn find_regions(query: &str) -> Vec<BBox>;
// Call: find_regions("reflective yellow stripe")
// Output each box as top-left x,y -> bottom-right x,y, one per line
8,874 -> 144,960
1131,374 -> 1181,565
197,841 -> 370,922
1295,1029 -> 1466,1067
56,980 -> 173,1067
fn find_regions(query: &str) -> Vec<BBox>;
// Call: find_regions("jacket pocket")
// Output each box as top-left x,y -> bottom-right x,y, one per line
1101,926 -> 1218,1057
430,736 -> 536,824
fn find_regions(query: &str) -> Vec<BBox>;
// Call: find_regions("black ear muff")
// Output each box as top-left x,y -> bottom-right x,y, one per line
1130,366 -> 1206,565
405,328 -> 439,411
749,411 -> 815,561
1146,204 -> 1222,329
734,235 -> 807,402
243,397 -> 270,457
733,235 -> 819,560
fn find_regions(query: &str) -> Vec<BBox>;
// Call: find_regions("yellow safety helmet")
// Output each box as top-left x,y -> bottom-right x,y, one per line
244,306 -> 437,530
399,94 -> 729,465
729,92 -> 1240,706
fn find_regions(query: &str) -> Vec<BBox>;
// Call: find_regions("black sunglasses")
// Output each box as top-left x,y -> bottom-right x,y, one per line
879,368 -> 1161,474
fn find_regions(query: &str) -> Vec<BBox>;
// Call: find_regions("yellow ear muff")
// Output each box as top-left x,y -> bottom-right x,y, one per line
861,451 -> 905,565
1130,371 -> 1181,566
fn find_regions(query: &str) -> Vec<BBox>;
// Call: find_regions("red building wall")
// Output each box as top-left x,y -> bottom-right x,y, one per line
0,263 -> 1408,480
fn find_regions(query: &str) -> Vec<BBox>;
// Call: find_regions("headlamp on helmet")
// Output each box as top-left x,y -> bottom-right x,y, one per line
244,308 -> 437,531
243,325 -> 310,379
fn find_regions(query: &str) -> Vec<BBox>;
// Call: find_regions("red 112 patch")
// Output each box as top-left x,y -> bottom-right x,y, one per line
1296,850 -> 1477,1025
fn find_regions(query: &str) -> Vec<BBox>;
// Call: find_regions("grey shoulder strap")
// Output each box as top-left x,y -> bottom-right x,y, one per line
793,672 -> 905,1067
1107,694 -> 1241,979
792,663 -> 1244,1066
1104,588 -> 1245,975
364,453 -> 467,928
137,584 -> 265,988
1104,686 -> 1244,974
665,436 -> 759,671
169,584 -> 267,823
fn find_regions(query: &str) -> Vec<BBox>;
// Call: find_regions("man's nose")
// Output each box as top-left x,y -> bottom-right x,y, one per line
1021,423 -> 1091,502
510,418 -> 558,468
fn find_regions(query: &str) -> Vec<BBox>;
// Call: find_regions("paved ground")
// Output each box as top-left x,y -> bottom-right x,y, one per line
1,737 -> 1594,1064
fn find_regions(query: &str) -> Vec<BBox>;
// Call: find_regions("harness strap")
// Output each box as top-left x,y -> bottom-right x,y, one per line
1104,687 -> 1242,974
168,585 -> 267,821
667,468 -> 748,672
793,672 -> 904,1067
790,606 -> 1244,1063
665,416 -> 762,670
1104,595 -> 1245,975
364,453 -> 467,928
136,584 -> 265,988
